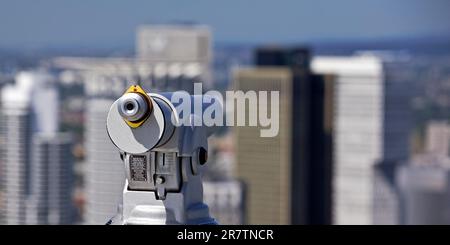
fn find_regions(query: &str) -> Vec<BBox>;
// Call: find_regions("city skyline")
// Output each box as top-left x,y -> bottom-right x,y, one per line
1,3 -> 450,225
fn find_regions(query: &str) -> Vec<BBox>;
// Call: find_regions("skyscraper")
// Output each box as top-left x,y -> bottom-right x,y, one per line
233,67 -> 293,225
83,72 -> 128,224
397,154 -> 450,225
26,133 -> 74,225
0,71 -> 73,225
372,160 -> 402,225
311,54 -> 413,224
312,56 -> 383,225
0,95 -> 31,224
136,25 -> 212,92
233,47 -> 334,224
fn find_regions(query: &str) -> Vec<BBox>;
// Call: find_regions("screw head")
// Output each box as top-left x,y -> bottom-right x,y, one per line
156,176 -> 165,185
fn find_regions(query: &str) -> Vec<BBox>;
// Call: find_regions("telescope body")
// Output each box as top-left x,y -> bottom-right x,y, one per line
106,85 -> 217,225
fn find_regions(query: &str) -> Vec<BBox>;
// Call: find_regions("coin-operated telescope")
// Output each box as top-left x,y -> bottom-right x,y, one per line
106,85 -> 218,225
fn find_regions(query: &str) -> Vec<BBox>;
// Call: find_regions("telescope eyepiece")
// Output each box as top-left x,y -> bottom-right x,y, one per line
118,93 -> 149,122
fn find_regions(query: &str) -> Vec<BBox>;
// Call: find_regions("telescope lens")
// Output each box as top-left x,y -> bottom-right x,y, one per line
126,102 -> 135,111
118,93 -> 149,122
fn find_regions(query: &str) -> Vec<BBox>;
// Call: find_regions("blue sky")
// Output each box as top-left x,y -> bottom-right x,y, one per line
0,0 -> 449,49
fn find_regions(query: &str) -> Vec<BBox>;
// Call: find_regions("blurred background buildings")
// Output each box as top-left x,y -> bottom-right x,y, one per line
0,71 -> 75,224
1,1 -> 450,225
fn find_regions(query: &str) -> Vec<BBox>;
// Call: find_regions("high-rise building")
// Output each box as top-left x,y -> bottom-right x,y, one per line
83,72 -> 128,224
312,56 -> 383,225
0,71 -> 73,225
233,47 -> 334,224
425,121 -> 450,156
0,72 -> 13,224
311,54 -> 413,224
137,25 -> 211,62
233,67 -> 292,225
51,25 -> 212,94
372,160 -> 402,225
0,96 -> 31,225
0,109 -> 8,213
26,133 -> 74,225
397,154 -> 450,225
137,25 -> 212,92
